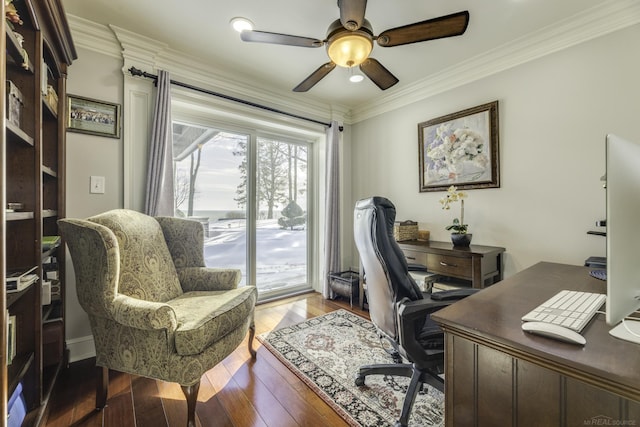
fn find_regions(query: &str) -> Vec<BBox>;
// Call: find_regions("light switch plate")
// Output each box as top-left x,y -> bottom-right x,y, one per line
90,176 -> 105,194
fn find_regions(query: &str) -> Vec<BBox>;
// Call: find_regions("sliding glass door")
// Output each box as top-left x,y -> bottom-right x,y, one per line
172,122 -> 312,299
255,137 -> 309,295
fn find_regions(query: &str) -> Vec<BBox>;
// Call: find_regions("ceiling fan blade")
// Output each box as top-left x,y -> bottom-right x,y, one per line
376,11 -> 469,47
338,0 -> 367,31
241,30 -> 324,48
359,58 -> 399,90
293,62 -> 336,92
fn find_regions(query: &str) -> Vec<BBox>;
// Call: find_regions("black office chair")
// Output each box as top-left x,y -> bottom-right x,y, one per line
353,196 -> 476,427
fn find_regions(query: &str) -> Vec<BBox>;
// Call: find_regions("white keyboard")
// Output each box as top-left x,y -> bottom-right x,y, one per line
521,290 -> 605,333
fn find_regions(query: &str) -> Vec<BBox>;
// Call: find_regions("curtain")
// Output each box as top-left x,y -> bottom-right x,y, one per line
323,121 -> 341,298
144,70 -> 175,216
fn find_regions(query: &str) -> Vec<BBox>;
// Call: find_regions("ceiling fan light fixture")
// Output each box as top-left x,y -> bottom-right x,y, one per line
230,17 -> 254,33
327,32 -> 373,68
348,67 -> 364,83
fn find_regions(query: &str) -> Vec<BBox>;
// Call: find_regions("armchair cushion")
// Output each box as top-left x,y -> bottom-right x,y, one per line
170,286 -> 257,356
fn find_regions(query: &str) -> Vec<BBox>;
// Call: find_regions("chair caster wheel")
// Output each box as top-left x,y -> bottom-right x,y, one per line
355,376 -> 366,386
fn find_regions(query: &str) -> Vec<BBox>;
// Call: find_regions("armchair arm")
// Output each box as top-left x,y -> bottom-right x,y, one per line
177,267 -> 243,292
111,294 -> 178,331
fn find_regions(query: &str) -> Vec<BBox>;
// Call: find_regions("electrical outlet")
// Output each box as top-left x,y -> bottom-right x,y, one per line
90,176 -> 105,194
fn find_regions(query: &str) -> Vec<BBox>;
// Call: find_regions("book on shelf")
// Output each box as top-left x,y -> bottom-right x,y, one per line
6,266 -> 37,283
7,266 -> 39,293
7,274 -> 38,293
7,313 -> 16,364
42,235 -> 61,250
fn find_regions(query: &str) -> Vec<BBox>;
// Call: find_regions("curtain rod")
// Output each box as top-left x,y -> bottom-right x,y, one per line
128,67 -> 339,129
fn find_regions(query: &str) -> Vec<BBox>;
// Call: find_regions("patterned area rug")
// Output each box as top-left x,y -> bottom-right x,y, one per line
258,309 -> 444,426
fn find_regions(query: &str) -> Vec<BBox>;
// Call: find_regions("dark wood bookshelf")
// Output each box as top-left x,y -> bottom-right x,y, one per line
2,1 -> 76,424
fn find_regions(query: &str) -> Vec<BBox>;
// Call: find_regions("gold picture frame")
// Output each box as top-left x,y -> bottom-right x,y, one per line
418,101 -> 500,192
67,94 -> 121,139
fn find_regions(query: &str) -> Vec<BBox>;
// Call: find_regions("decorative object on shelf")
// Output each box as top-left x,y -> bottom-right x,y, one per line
6,202 -> 24,212
440,185 -> 472,247
6,80 -> 23,127
417,229 -> 430,241
45,85 -> 58,114
393,220 -> 418,241
5,0 -> 23,29
418,100 -> 500,192
67,94 -> 121,138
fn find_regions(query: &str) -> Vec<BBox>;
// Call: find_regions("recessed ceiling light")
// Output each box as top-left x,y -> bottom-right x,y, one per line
230,17 -> 254,33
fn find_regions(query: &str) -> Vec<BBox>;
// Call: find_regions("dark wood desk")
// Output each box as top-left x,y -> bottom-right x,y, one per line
432,262 -> 640,426
398,240 -> 505,289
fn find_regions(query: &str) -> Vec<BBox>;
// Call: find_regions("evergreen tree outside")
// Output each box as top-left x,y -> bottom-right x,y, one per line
278,200 -> 306,230
233,137 -> 307,220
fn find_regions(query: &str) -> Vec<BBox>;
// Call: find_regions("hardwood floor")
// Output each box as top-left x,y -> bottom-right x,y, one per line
44,292 -> 370,427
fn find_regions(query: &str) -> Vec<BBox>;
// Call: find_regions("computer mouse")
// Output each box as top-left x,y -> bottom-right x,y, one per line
521,321 -> 586,345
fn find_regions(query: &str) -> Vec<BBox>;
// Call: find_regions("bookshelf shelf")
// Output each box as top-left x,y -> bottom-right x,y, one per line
6,211 -> 35,221
6,120 -> 35,147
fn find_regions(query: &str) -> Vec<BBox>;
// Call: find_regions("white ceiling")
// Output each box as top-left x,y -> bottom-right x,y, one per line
61,0 -> 615,109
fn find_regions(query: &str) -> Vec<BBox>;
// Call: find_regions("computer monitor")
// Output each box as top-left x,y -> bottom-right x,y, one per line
605,134 -> 640,343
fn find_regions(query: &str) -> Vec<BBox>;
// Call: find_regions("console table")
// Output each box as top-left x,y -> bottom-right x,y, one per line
398,240 -> 505,289
358,240 -> 505,309
432,262 -> 640,426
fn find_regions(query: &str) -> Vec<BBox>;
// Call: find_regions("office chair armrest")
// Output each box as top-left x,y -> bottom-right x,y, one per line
112,294 -> 178,331
396,296 -> 461,360
177,267 -> 243,292
430,288 -> 479,301
398,297 -> 452,321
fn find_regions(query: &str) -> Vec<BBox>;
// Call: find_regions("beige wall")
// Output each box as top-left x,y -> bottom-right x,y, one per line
349,24 -> 640,278
65,47 -> 124,357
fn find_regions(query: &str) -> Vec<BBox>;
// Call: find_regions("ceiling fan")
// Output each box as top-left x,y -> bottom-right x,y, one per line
239,0 -> 469,92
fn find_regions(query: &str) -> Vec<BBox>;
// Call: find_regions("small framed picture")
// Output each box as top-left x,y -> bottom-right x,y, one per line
418,101 -> 500,192
67,94 -> 121,139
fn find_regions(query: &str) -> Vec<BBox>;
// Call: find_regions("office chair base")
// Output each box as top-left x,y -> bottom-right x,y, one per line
355,362 -> 444,427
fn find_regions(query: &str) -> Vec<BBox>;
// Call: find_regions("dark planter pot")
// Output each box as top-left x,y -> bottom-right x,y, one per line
451,233 -> 472,247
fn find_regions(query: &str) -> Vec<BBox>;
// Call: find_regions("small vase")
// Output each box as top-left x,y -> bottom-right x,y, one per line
451,233 -> 472,247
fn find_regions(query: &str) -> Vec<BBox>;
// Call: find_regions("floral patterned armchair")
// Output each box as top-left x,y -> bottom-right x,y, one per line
58,209 -> 257,427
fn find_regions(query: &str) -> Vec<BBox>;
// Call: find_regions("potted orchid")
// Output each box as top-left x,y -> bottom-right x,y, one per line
439,185 -> 472,247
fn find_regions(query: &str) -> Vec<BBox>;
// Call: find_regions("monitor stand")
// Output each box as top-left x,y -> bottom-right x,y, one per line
609,319 -> 640,344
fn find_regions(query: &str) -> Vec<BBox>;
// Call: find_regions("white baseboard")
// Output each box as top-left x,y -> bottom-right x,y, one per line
66,335 -> 96,363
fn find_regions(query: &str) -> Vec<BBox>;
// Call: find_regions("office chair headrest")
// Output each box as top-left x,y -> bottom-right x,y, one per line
355,196 -> 423,302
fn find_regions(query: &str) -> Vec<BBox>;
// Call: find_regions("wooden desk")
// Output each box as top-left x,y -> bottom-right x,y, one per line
358,241 -> 505,310
398,240 -> 505,289
432,262 -> 640,426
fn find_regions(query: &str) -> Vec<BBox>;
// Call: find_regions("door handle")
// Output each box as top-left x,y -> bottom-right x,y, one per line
440,261 -> 457,268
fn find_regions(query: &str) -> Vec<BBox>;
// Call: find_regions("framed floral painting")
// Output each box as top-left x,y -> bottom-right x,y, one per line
418,101 -> 500,192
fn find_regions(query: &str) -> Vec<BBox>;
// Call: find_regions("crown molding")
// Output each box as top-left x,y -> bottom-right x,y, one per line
67,14 -> 348,126
66,14 -> 121,59
350,0 -> 640,123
